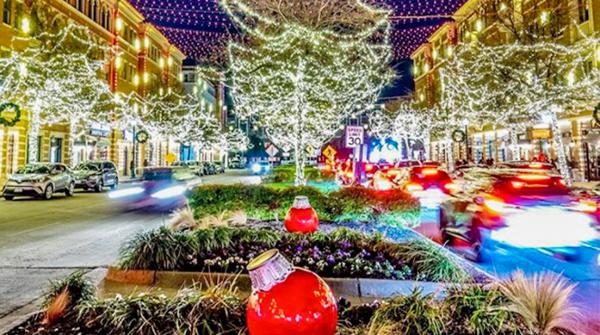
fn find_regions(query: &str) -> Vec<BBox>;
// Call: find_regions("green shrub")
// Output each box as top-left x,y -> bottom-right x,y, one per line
79,284 -> 245,335
117,226 -> 467,283
119,226 -> 197,270
188,184 -> 419,223
42,271 -> 95,309
268,164 -> 332,183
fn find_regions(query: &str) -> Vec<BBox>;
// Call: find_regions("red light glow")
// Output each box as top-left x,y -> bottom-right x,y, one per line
517,174 -> 550,181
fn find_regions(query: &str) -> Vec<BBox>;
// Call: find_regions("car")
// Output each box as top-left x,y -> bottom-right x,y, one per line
205,162 -> 217,175
108,167 -> 201,211
185,161 -> 204,176
228,158 -> 245,169
405,166 -> 455,193
2,163 -> 75,200
250,161 -> 271,175
439,169 -> 599,262
214,162 -> 225,174
72,161 -> 118,192
497,161 -> 556,172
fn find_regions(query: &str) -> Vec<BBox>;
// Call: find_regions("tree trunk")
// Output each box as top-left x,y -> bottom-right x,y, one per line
445,131 -> 455,172
510,129 -> 519,161
68,119 -> 78,167
28,109 -> 40,163
294,112 -> 306,186
550,109 -> 571,185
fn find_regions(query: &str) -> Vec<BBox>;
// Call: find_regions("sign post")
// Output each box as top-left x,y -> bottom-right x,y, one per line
345,126 -> 365,184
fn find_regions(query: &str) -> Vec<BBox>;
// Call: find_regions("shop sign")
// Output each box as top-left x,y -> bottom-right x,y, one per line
528,128 -> 552,140
90,128 -> 110,137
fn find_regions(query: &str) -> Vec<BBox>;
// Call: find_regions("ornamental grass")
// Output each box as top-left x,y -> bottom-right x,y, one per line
118,225 -> 469,283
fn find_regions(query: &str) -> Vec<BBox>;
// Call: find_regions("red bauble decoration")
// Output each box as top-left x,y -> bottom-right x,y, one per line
284,196 -> 319,233
246,250 -> 338,335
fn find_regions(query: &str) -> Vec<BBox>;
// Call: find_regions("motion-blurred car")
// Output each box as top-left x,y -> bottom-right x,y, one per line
2,163 -> 75,200
497,161 -> 556,171
72,161 -> 118,192
250,161 -> 271,175
108,167 -> 201,210
439,169 -> 598,262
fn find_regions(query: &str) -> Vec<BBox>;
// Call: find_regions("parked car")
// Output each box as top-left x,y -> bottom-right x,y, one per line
72,161 -> 118,192
186,161 -> 204,176
228,158 -> 245,169
2,163 -> 75,200
439,169 -> 598,262
205,162 -> 217,175
214,162 -> 225,174
109,167 -> 201,211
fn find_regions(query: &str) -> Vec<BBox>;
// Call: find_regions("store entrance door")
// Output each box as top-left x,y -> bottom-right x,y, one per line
50,137 -> 63,163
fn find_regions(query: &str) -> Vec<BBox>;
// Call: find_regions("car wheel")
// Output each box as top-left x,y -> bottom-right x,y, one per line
4,195 -> 14,201
65,182 -> 75,196
95,180 -> 104,192
111,178 -> 119,190
43,185 -> 54,200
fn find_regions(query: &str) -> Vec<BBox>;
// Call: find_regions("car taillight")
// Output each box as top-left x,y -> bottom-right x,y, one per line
365,163 -> 374,172
422,168 -> 438,176
511,181 -> 525,189
529,163 -> 543,169
557,179 -> 567,187
406,183 -> 424,192
517,174 -> 550,181
476,195 -> 510,215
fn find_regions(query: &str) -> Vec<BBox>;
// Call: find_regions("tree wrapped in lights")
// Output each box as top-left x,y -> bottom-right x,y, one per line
223,0 -> 394,185
443,0 -> 600,183
0,23 -> 111,164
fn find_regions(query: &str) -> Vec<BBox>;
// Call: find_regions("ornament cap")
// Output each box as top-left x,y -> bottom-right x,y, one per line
248,249 -> 294,292
292,196 -> 312,209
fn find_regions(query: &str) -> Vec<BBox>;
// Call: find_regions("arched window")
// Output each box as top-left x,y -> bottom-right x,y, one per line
90,0 -> 98,22
76,0 -> 83,12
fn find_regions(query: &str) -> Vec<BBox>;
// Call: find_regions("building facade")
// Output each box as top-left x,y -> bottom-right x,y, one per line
181,60 -> 226,162
0,0 -> 185,182
411,0 -> 600,180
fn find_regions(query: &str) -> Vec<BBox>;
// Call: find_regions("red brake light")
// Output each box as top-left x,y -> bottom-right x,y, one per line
365,163 -> 374,172
517,174 -> 550,181
422,168 -> 438,176
557,179 -> 567,187
511,181 -> 525,189
529,163 -> 543,169
406,183 -> 424,192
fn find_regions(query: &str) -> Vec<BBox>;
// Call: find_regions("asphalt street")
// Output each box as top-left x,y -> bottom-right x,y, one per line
0,170 -> 260,327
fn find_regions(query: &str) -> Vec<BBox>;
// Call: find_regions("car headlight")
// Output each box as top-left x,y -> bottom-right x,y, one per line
32,177 -> 45,183
151,185 -> 187,199
251,164 -> 261,173
109,187 -> 144,199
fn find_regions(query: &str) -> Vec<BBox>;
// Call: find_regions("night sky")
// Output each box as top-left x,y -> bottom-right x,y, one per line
129,0 -> 466,97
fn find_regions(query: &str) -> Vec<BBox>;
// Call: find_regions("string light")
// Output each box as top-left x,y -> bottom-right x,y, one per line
224,0 -> 393,185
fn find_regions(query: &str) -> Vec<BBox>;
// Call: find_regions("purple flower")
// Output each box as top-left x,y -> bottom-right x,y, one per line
326,255 -> 336,264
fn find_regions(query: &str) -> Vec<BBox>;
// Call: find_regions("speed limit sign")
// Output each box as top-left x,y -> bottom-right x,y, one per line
345,126 -> 364,148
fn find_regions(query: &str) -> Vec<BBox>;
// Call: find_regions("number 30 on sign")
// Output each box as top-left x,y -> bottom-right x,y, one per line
345,126 -> 364,148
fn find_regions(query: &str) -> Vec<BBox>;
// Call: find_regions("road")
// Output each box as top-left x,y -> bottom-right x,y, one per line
0,170 -> 259,326
419,205 -> 600,334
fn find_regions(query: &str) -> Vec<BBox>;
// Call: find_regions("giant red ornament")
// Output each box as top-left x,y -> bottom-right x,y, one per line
246,249 -> 338,335
284,196 -> 319,233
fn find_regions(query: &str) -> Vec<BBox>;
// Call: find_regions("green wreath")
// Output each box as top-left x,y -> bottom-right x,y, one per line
593,103 -> 600,124
136,130 -> 149,144
0,102 -> 21,127
452,129 -> 466,143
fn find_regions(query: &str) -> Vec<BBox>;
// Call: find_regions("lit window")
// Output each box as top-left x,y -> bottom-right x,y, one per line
578,0 -> 590,23
3,0 -> 12,25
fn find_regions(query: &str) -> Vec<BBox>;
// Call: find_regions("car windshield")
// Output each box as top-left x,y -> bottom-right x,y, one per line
16,165 -> 51,174
75,163 -> 100,171
143,169 -> 173,181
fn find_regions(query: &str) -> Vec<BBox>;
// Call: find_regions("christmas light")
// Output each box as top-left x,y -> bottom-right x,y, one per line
223,0 -> 393,185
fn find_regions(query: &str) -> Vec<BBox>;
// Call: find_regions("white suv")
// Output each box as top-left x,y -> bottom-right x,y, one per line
2,163 -> 75,200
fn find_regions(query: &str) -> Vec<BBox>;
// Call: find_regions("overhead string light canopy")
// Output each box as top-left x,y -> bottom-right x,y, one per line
129,0 -> 467,63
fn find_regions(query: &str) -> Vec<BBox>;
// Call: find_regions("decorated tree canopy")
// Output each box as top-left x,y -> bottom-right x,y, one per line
224,0 -> 394,185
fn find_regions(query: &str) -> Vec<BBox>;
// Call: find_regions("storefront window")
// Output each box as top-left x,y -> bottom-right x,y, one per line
50,137 -> 63,163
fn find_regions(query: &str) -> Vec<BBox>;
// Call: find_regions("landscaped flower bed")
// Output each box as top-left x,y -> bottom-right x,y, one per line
188,184 -> 420,225
9,271 -> 580,335
117,226 -> 468,282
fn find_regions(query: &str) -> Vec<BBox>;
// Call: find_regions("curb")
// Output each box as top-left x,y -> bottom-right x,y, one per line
0,268 -> 108,335
105,267 -> 450,299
